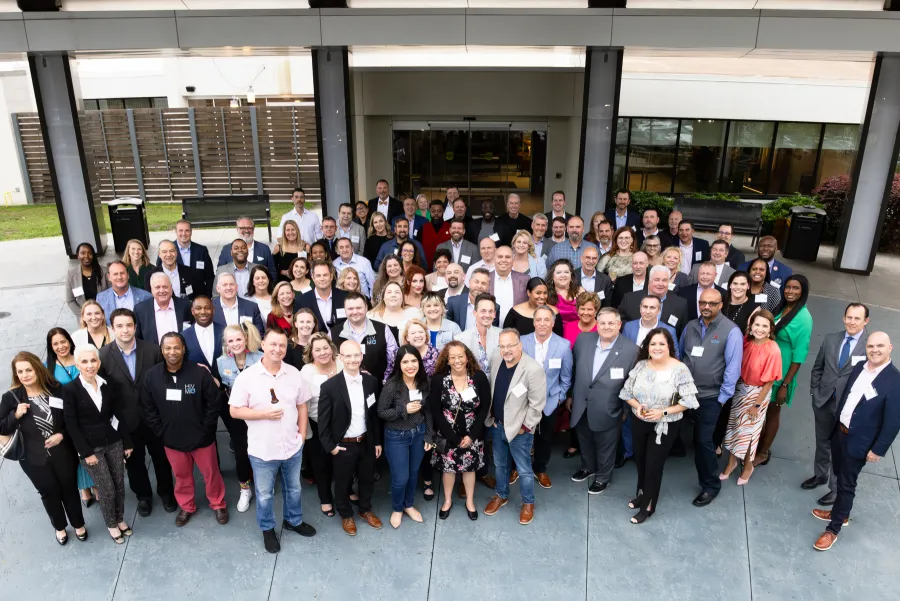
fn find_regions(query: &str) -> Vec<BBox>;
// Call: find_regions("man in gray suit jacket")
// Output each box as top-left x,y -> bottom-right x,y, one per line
436,219 -> 481,274
690,241 -> 735,287
484,329 -> 547,525
213,239 -> 258,299
569,307 -> 639,495
804,303 -> 870,506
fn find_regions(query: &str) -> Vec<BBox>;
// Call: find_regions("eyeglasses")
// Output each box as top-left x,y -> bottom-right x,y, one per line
698,301 -> 722,307
237,226 -> 254,232
498,342 -> 520,351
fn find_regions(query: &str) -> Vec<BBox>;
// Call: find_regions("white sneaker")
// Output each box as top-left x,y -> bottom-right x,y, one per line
237,487 -> 253,513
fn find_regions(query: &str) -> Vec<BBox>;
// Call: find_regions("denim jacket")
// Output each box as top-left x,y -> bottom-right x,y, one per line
216,351 -> 264,390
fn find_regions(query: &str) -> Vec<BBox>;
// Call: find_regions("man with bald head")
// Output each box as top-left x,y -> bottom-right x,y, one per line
812,331 -> 900,551
494,193 -> 533,247
442,263 -> 467,300
611,251 -> 649,307
215,239 -> 258,299
217,216 -> 276,276
465,237 -> 497,286
575,245 -> 613,305
679,287 -> 742,508
317,340 -> 383,536
144,240 -> 202,301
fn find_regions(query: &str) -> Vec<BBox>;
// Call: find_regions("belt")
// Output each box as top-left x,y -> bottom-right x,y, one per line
341,434 -> 366,443
839,423 -> 849,435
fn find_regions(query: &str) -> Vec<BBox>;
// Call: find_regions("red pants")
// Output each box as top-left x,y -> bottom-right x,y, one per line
164,443 -> 226,513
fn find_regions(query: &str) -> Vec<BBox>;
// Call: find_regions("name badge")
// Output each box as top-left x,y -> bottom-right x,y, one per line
196,261 -> 205,269
413,229 -> 419,237
631,225 -> 637,232
770,281 -> 781,289
182,322 -> 191,330
336,308 -> 346,319
490,233 -> 500,242
351,235 -> 360,243
598,291 -> 605,300
461,387 -> 476,401
695,251 -> 702,261
299,251 -> 308,258
851,356 -> 864,366
366,393 -> 376,408
223,369 -> 232,376
512,383 -> 527,397
668,283 -> 676,291
185,285 -> 193,295
691,346 -> 705,357
240,316 -> 253,324
360,344 -> 366,354
410,390 -> 423,401
49,396 -> 64,410
394,249 -> 399,255
72,286 -> 84,297
610,367 -> 624,380
256,256 -> 264,262
166,389 -> 183,401
667,315 -> 678,326
549,358 -> 562,369
110,416 -> 120,430
864,386 -> 878,401
461,254 -> 472,264
755,294 -> 768,304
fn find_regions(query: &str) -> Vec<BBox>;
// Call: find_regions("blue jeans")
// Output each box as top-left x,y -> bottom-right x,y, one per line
249,448 -> 303,531
691,397 -> 723,494
383,423 -> 426,511
491,424 -> 535,504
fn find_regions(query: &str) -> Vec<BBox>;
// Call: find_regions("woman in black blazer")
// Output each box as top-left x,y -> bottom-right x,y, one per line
0,352 -> 86,545
63,345 -> 133,544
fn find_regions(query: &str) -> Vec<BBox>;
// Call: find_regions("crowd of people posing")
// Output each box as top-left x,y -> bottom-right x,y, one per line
3,184 -> 898,554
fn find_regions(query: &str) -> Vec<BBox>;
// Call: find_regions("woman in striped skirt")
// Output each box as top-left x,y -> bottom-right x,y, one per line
719,310 -> 783,485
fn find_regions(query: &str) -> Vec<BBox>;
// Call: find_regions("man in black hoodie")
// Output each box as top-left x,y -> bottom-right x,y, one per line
141,332 -> 227,527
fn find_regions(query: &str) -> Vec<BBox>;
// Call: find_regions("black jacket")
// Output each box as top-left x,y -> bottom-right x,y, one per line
0,384 -> 71,466
143,264 -> 204,301
428,370 -> 491,446
156,241 -> 215,297
575,269 -> 615,307
611,274 -> 648,309
134,296 -> 192,343
317,372 -> 382,453
296,287 -> 348,334
618,290 -> 689,337
63,377 -> 132,457
141,361 -> 221,452
493,213 -> 533,248
98,339 -> 162,433
368,196 -> 403,225
677,284 -> 729,322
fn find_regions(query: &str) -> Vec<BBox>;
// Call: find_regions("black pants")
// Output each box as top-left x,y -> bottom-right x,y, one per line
332,439 -> 375,519
691,397 -> 723,494
420,449 -> 434,484
219,402 -> 252,483
713,398 -> 733,449
307,419 -> 334,505
126,420 -> 174,501
533,409 -> 558,474
828,429 -> 867,535
20,443 -> 85,531
632,415 -> 681,513
477,435 -> 493,478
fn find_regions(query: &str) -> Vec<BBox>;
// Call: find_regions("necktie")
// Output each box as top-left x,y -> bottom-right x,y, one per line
838,336 -> 852,369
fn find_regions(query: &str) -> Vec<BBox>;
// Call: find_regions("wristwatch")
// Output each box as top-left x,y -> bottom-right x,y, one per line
754,404 -> 761,408
662,409 -> 669,417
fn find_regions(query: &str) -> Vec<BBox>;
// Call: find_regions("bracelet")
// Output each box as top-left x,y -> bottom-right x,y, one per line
754,404 -> 761,408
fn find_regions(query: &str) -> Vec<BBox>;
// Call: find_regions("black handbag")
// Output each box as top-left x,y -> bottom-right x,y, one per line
433,405 -> 460,455
0,428 -> 25,461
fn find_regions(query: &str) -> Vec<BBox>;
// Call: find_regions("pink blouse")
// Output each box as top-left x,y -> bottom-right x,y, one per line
563,320 -> 598,349
740,338 -> 783,387
556,294 -> 578,327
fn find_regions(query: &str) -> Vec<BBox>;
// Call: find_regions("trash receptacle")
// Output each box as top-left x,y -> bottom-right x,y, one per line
107,197 -> 149,254
782,205 -> 827,262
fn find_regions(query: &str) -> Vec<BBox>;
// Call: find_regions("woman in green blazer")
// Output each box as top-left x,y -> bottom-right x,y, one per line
754,274 -> 812,466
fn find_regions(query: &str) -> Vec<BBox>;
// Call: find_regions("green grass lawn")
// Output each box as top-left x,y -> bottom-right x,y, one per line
0,202 -> 295,241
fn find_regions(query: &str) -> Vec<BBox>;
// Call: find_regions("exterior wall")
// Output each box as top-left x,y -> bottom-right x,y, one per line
0,69 -> 36,205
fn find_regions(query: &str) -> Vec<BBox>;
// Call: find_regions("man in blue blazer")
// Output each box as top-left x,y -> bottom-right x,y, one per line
812,332 -> 900,551
158,220 -> 215,297
97,260 -> 152,324
182,296 -> 224,381
737,235 -> 793,287
391,195 -> 428,242
521,306 -> 573,489
211,272 -> 264,336
603,189 -> 641,232
445,268 -> 496,330
216,216 -> 276,277
134,273 -> 192,344
295,261 -> 348,335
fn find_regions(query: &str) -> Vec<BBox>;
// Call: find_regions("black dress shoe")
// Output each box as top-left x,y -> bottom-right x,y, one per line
75,528 -> 88,542
571,469 -> 594,482
692,491 -> 718,507
817,491 -> 837,506
137,499 -> 152,517
263,529 -> 280,554
81,497 -> 94,509
439,504 -> 452,520
615,455 -> 631,469
801,476 -> 828,490
588,480 -> 609,495
467,508 -> 478,521
161,496 -> 178,513
283,520 -> 317,537
563,449 -> 580,459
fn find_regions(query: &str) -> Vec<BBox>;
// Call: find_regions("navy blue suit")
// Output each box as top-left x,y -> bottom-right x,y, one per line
211,297 -> 264,336
737,258 -> 793,287
182,323 -> 224,379
157,241 -> 214,297
604,209 -> 641,231
217,240 -> 276,279
827,361 -> 900,535
133,297 -> 192,343
445,292 -> 498,330
296,287 -> 348,334
622,319 -> 680,357
680,237 -> 711,268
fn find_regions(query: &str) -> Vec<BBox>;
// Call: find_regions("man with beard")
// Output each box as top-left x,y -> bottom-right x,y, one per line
217,216 -> 275,277
543,216 -> 568,261
437,218 -> 480,274
373,217 -> 426,271
420,198 -> 451,266
441,263 -> 467,300
469,199 -> 498,245
214,239 -> 258,299
547,216 -> 597,271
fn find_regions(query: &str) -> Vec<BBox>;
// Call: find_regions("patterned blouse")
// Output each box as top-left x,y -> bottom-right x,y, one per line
620,360 -> 699,444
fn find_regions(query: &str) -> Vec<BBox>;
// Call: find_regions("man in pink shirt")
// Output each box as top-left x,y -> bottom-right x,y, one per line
229,328 -> 315,553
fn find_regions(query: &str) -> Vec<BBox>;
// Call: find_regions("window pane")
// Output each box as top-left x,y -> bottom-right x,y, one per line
817,123 -> 859,185
722,121 -> 775,195
674,119 -> 726,193
83,99 -> 98,110
612,118 -> 629,190
626,118 -> 677,192
770,122 -> 822,194
151,97 -> 169,109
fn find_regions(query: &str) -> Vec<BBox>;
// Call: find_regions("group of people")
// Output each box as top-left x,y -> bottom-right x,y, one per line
4,183 -> 898,554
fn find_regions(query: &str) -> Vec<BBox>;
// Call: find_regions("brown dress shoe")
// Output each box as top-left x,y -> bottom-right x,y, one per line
509,470 -> 519,484
342,517 -> 357,536
481,474 -> 497,489
536,473 -> 552,489
484,495 -> 508,516
519,503 -> 534,525
811,508 -> 849,526
457,481 -> 466,499
175,510 -> 193,527
814,530 -> 838,551
214,508 -> 229,525
358,511 -> 383,530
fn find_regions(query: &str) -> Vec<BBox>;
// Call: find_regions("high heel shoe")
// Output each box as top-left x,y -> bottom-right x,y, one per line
719,471 -> 733,481
630,509 -> 654,524
439,503 -> 452,520
627,495 -> 643,510
75,528 -> 88,542
423,483 -> 435,502
737,466 -> 754,486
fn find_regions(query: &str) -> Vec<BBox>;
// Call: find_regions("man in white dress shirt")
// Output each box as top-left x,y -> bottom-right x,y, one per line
277,187 -> 322,245
157,240 -> 185,298
150,273 -> 180,344
336,203 -> 366,255
333,238 -> 375,297
464,237 -> 497,285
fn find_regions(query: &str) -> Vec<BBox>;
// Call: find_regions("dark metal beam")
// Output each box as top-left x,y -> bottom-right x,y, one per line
588,1 -> 627,7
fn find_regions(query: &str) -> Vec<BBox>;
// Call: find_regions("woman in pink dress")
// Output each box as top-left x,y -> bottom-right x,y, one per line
562,291 -> 600,349
547,259 -> 584,327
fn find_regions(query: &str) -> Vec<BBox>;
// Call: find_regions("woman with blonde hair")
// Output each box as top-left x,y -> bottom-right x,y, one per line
562,291 -> 601,348
336,266 -> 364,298
363,212 -> 393,265
122,239 -> 152,290
510,230 -> 547,279
72,300 -> 113,349
597,226 -> 637,280
421,293 -> 461,352
274,219 -> 304,282
661,247 -> 691,289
